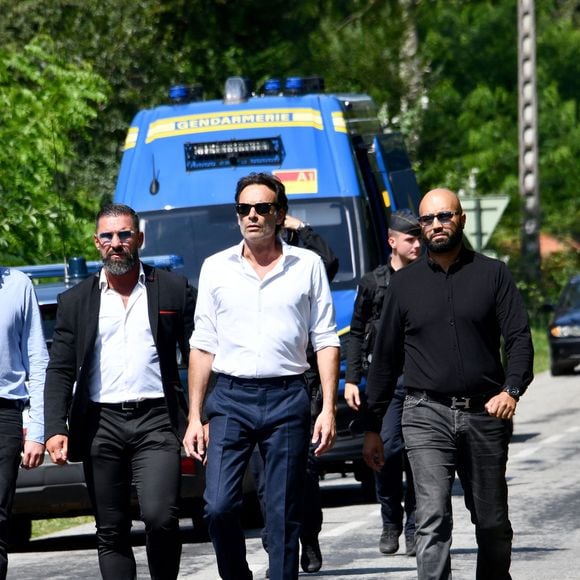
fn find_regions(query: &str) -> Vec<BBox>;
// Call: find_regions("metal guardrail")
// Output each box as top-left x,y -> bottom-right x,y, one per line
15,254 -> 184,282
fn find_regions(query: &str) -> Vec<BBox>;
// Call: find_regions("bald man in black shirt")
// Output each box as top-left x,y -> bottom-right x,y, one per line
363,188 -> 533,580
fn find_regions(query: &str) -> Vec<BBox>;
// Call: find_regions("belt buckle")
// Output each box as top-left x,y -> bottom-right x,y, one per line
121,401 -> 139,411
451,396 -> 470,410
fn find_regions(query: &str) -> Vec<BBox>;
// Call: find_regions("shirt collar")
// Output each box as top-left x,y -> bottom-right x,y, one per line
426,244 -> 473,272
231,237 -> 298,262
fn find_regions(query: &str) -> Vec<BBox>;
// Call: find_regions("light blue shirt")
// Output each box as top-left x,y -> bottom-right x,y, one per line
0,267 -> 48,443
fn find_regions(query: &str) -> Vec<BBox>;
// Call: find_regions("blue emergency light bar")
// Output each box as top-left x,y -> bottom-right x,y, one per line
184,137 -> 284,171
263,78 -> 281,95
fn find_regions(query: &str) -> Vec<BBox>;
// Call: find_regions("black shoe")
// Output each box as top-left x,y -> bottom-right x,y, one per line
379,526 -> 400,555
301,536 -> 323,573
405,532 -> 416,557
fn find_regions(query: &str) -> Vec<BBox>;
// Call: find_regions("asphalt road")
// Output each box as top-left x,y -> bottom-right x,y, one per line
7,369 -> 580,579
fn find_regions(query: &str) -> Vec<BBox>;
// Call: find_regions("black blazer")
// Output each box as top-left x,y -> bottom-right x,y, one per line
44,263 -> 196,462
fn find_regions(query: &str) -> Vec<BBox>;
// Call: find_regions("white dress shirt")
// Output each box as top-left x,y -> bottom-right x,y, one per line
190,240 -> 340,378
87,266 -> 164,403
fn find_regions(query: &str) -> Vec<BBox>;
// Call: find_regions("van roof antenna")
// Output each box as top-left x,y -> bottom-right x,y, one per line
150,154 -> 160,195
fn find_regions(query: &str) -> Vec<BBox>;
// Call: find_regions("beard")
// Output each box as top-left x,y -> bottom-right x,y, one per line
102,248 -> 138,275
425,224 -> 464,254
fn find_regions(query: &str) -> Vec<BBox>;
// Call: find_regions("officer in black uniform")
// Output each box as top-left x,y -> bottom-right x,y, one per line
250,213 -> 338,575
345,209 -> 422,556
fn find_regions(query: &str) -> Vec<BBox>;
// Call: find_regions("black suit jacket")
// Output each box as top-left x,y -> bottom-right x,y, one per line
44,263 -> 196,462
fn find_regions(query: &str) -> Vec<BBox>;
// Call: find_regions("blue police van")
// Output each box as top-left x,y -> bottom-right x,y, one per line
114,76 -> 421,491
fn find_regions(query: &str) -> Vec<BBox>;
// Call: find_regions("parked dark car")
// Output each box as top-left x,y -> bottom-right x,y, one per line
547,274 -> 580,376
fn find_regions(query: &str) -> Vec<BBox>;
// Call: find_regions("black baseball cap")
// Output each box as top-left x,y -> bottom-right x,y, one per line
389,209 -> 421,236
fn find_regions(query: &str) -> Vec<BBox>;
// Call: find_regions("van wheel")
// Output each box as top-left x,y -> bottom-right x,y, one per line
551,363 -> 575,376
190,500 -> 209,541
8,517 -> 32,547
241,491 -> 264,529
354,462 -> 377,503
360,469 -> 378,503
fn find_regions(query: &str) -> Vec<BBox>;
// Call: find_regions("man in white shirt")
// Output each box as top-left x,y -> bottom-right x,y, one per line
184,172 -> 340,580
44,204 -> 196,580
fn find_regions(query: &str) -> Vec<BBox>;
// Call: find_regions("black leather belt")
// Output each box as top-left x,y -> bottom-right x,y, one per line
217,373 -> 305,389
406,388 -> 496,411
93,398 -> 165,412
0,398 -> 25,410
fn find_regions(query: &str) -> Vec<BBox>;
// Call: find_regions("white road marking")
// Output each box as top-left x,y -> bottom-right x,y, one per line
322,519 -> 370,538
511,429 -> 578,461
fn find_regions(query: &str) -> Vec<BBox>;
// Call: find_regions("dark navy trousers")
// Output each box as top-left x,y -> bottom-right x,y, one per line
204,374 -> 311,580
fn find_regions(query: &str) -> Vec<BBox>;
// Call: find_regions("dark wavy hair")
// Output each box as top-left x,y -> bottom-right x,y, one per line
234,172 -> 288,211
96,204 -> 140,232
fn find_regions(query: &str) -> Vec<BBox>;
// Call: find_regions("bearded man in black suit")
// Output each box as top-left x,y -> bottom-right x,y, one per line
44,203 -> 196,580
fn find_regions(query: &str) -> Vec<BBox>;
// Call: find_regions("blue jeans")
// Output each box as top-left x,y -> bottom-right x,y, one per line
204,374 -> 310,580
402,392 -> 513,580
0,407 -> 23,580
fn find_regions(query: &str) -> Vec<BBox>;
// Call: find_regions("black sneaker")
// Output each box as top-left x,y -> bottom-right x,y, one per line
379,526 -> 400,555
301,536 -> 323,573
405,532 -> 416,557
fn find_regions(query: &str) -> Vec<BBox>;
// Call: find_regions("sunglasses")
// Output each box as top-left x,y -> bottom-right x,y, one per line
417,211 -> 461,227
235,202 -> 278,216
97,230 -> 136,245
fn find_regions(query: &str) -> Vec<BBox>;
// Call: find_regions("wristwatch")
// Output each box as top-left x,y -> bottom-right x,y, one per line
503,385 -> 522,401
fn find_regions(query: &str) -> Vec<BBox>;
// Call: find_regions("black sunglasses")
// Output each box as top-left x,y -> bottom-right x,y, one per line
235,202 -> 278,216
97,230 -> 136,244
417,211 -> 461,227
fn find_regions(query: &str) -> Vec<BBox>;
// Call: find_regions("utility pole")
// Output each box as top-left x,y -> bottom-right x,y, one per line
518,0 -> 541,282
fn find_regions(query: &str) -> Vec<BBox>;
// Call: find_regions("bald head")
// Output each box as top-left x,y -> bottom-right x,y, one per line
419,188 -> 463,217
418,188 -> 466,258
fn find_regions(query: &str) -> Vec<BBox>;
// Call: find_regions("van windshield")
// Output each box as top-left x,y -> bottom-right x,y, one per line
140,196 -> 372,289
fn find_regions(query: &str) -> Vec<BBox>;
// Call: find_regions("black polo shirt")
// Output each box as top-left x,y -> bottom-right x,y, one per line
365,246 -> 534,432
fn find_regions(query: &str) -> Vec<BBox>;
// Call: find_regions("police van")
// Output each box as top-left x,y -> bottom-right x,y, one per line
114,76 -> 421,490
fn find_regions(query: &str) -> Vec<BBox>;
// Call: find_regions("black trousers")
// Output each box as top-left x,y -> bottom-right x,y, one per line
84,400 -> 182,580
0,406 -> 23,580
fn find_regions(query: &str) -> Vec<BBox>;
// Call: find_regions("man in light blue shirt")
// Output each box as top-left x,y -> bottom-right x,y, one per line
0,267 -> 48,579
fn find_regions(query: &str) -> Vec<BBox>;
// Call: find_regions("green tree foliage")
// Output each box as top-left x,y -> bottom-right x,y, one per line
0,0 -> 577,267
309,1 -> 578,242
0,0 -> 323,235
0,36 -> 108,264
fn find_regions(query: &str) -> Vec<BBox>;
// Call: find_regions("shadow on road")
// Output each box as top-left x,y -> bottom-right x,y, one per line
11,523 -> 214,554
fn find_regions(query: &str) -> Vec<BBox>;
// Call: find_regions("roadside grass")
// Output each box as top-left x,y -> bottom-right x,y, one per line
531,324 -> 549,374
32,516 -> 94,539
